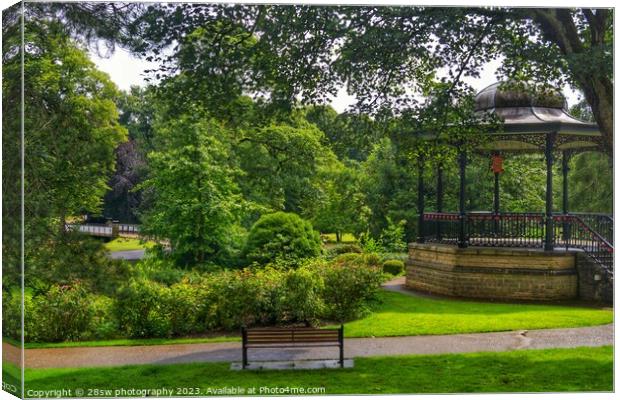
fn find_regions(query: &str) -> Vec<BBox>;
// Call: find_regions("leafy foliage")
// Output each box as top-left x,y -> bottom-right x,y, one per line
319,257 -> 384,321
379,217 -> 408,253
2,18 -> 126,291
138,116 -> 244,267
382,260 -> 405,275
236,123 -> 330,214
114,278 -> 172,338
244,212 -> 322,265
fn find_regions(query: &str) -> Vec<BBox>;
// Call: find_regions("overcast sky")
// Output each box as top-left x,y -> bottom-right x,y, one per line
90,47 -> 581,113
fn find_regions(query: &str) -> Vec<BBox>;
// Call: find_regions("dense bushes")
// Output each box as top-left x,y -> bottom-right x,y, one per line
322,257 -> 384,320
114,279 -> 172,338
382,259 -> 405,275
4,258 -> 383,342
244,212 -> 322,264
35,282 -> 96,342
326,243 -> 363,258
2,282 -> 116,343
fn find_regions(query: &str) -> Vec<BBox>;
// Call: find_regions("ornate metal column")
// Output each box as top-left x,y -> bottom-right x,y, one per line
416,157 -> 425,243
493,173 -> 500,214
458,149 -> 467,248
491,153 -> 504,236
562,150 -> 570,247
544,133 -> 556,251
562,151 -> 570,215
436,163 -> 443,241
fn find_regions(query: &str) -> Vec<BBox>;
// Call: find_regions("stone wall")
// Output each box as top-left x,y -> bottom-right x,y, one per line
575,253 -> 613,304
406,243 -> 578,301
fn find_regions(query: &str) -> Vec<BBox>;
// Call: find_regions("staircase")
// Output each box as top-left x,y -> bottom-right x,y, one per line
555,213 -> 614,275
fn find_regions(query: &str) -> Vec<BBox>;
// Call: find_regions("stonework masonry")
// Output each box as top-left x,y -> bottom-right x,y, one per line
406,243 -> 579,301
575,252 -> 613,304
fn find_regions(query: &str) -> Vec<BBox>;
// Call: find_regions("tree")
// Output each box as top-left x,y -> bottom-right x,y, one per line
102,87 -> 159,222
3,19 -> 126,233
524,9 -> 612,153
235,123 -> 331,215
563,101 -> 612,213
2,14 -> 127,290
360,138 -> 417,239
311,160 -> 369,241
138,115 -> 244,266
125,5 -> 612,154
304,105 -> 383,161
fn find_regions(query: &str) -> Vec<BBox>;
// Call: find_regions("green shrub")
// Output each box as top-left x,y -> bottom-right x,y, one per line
279,267 -> 324,325
2,287 -> 40,341
164,282 -> 208,336
358,233 -> 382,253
244,212 -> 322,265
379,252 -> 408,262
252,267 -> 286,325
379,217 -> 408,253
314,261 -> 383,321
114,279 -> 171,338
89,295 -> 117,340
382,259 -> 405,275
133,257 -> 187,286
326,243 -> 362,258
333,252 -> 381,268
35,282 -> 96,342
203,269 -> 275,330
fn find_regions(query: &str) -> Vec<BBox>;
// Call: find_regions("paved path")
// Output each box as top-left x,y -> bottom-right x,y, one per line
3,323 -> 612,369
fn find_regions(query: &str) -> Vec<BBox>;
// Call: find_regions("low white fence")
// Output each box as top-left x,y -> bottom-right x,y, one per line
65,223 -> 113,237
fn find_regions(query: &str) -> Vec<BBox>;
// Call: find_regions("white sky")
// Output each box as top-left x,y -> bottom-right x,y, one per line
90,47 -> 582,113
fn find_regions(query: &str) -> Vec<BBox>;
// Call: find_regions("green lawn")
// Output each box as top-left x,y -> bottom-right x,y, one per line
103,238 -> 155,252
11,290 -> 612,349
321,233 -> 357,243
13,335 -> 239,350
6,347 -> 612,396
339,291 -> 613,337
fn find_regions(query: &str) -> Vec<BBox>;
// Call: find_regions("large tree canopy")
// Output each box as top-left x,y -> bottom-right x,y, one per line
112,4 -> 611,153
2,9 -> 127,288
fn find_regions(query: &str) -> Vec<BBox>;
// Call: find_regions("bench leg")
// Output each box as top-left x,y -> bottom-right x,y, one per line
241,327 -> 248,369
339,324 -> 344,368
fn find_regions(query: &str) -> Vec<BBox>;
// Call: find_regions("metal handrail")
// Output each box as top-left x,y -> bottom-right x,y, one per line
421,212 -> 614,269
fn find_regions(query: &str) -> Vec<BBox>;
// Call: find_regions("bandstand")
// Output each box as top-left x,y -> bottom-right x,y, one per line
407,82 -> 613,302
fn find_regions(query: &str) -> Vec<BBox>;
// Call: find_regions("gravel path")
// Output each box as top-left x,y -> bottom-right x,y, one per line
4,324 -> 612,369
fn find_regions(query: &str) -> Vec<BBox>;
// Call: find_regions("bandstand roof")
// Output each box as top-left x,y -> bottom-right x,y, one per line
472,82 -> 603,153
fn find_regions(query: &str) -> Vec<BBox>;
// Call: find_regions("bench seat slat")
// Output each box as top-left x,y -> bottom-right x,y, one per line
248,329 -> 335,332
247,339 -> 339,344
247,329 -> 332,333
247,337 -> 339,341
247,334 -> 338,339
247,337 -> 338,343
241,326 -> 344,369
246,343 -> 340,348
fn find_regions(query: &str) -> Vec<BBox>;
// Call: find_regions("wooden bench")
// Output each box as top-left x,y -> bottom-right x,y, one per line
241,325 -> 344,369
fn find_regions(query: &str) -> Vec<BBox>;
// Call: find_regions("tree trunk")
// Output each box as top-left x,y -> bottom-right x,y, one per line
336,231 -> 342,243
531,9 -> 613,156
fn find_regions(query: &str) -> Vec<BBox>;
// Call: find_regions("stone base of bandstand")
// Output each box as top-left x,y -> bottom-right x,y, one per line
406,243 -> 579,301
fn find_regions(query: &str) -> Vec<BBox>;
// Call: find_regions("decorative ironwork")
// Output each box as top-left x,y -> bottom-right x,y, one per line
423,212 -> 545,248
554,214 -> 614,273
414,82 -> 611,273
422,212 -> 614,272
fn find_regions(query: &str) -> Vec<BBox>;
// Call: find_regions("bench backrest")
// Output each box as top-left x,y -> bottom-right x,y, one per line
244,326 -> 342,345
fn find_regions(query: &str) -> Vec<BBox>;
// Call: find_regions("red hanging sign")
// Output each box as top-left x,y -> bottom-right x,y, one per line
491,154 -> 504,174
